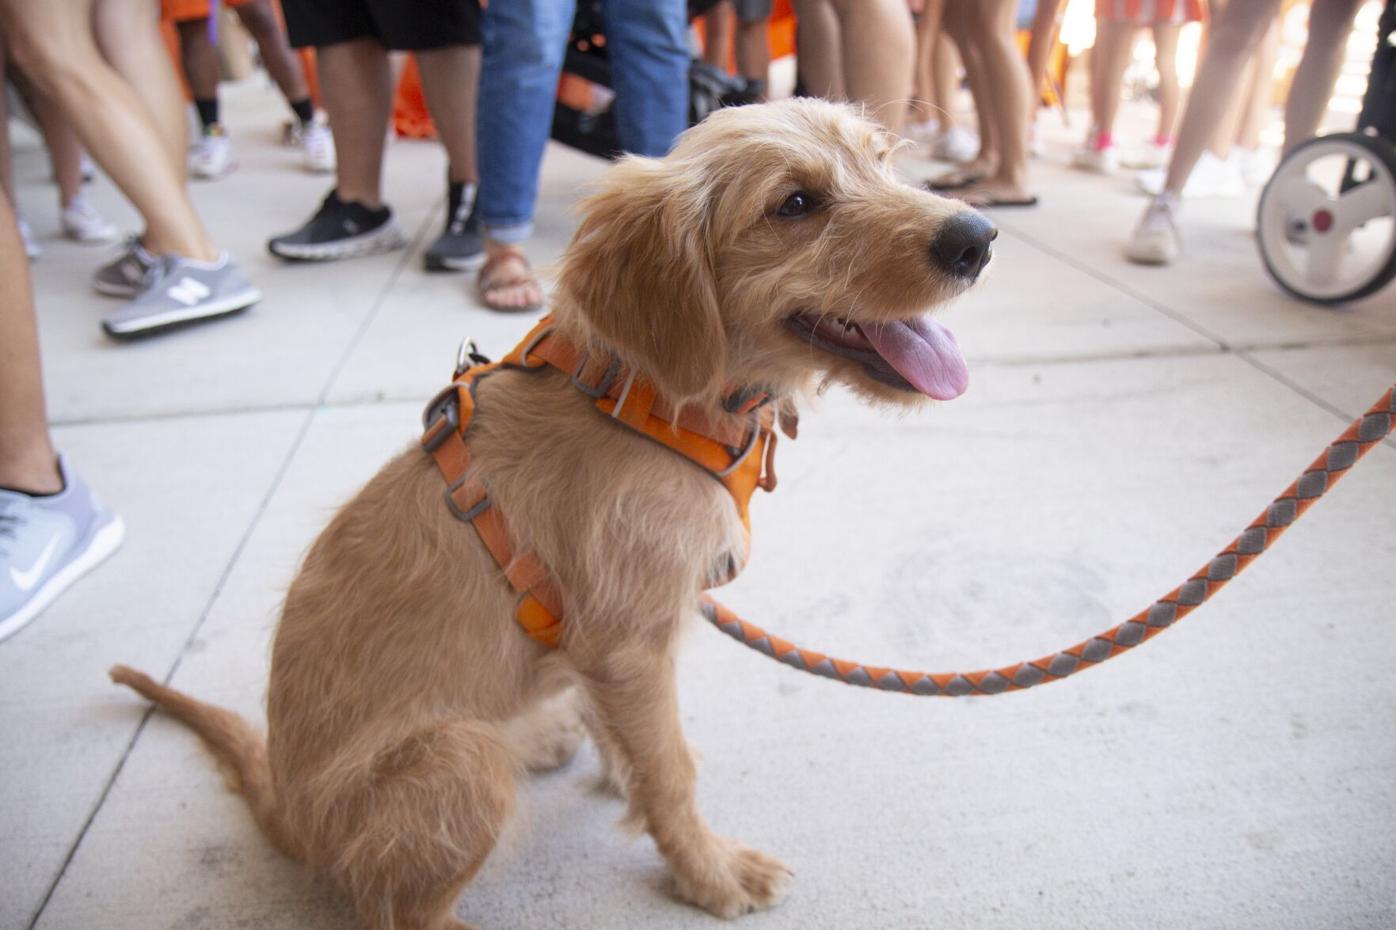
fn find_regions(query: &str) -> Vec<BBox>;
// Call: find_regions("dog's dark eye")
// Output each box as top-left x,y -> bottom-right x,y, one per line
776,192 -> 816,218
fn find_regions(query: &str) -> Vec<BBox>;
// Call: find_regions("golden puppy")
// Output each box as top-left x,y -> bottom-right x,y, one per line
110,98 -> 993,930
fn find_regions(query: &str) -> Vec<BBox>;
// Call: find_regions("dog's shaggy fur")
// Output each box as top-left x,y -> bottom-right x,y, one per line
110,99 -> 987,929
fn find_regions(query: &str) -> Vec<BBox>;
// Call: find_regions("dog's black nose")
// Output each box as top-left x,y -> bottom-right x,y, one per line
931,212 -> 997,280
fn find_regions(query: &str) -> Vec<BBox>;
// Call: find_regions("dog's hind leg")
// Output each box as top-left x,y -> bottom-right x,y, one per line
332,720 -> 517,930
502,688 -> 587,773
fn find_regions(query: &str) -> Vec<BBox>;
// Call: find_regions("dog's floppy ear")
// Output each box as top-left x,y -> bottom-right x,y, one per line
558,155 -> 726,400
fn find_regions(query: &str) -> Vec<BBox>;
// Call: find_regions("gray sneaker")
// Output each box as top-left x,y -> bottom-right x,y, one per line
0,457 -> 124,644
102,252 -> 261,338
93,237 -> 159,297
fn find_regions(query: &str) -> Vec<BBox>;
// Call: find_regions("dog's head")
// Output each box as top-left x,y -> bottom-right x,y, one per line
556,98 -> 994,406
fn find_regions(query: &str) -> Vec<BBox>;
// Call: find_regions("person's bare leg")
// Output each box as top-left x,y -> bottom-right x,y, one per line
0,190 -> 60,495
1161,0 -> 1279,196
703,1 -> 734,70
1094,21 -> 1136,142
20,81 -> 89,209
1025,0 -> 1064,115
175,18 -> 220,103
93,0 -> 187,178
234,0 -> 311,104
316,38 -> 392,206
939,4 -> 996,179
794,0 -> 845,99
1234,14 -> 1280,152
735,16 -> 770,85
1282,0 -> 1364,154
931,32 -> 959,129
0,41 -> 13,208
1152,21 -> 1182,140
960,0 -> 1033,201
827,0 -> 913,133
0,0 -> 217,259
910,2 -> 937,125
415,45 -> 481,185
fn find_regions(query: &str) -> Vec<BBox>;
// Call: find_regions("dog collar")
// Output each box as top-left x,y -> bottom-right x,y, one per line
420,316 -> 785,647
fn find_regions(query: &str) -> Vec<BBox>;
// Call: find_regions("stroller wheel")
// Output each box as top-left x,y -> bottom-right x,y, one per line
1256,131 -> 1396,305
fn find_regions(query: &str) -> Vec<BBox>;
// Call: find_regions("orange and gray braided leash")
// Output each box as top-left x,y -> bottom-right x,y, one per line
702,384 -> 1396,697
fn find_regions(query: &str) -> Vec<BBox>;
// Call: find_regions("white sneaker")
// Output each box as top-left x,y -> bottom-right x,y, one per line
906,118 -> 940,144
1136,150 -> 1244,199
300,117 -> 336,174
0,456 -> 124,644
189,126 -> 234,180
1231,147 -> 1274,187
17,216 -> 41,260
932,125 -> 979,163
1125,193 -> 1182,265
1072,144 -> 1119,175
60,198 -> 117,244
1121,140 -> 1170,170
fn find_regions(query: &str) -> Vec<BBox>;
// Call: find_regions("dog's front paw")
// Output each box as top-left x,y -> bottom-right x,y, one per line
671,838 -> 792,919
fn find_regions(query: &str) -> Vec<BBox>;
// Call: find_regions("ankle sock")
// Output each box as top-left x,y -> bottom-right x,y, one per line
1092,130 -> 1114,152
194,98 -> 219,130
290,97 -> 315,127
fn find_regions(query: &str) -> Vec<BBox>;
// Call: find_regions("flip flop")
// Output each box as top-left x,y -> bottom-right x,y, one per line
957,189 -> 1040,208
477,252 -> 544,313
923,171 -> 984,192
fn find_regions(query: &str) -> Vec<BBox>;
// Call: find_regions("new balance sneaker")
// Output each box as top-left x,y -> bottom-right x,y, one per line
61,197 -> 118,244
18,215 -> 40,260
300,117 -> 336,174
189,125 -> 234,180
268,189 -> 405,261
1125,193 -> 1182,266
102,252 -> 261,338
93,237 -> 159,297
424,180 -> 484,272
0,457 -> 124,644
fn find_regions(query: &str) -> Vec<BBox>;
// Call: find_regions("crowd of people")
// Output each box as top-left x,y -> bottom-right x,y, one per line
0,0 -> 1376,639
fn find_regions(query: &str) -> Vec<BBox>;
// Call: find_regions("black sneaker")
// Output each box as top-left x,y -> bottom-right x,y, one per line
423,180 -> 484,272
267,189 -> 405,262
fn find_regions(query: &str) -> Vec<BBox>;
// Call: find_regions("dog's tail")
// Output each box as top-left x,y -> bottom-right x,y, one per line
109,664 -> 300,859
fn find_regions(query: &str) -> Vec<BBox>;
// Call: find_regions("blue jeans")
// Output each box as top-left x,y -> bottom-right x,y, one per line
477,0 -> 689,244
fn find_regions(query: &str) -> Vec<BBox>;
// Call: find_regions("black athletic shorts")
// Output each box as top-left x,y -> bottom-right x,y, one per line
283,0 -> 481,50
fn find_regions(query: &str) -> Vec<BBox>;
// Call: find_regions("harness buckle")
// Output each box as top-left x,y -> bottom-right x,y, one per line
454,340 -> 492,378
420,385 -> 461,453
516,326 -> 553,369
443,475 -> 492,523
571,352 -> 621,398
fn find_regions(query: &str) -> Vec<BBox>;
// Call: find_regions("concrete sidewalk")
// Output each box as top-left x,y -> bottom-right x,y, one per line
4,81 -> 1394,930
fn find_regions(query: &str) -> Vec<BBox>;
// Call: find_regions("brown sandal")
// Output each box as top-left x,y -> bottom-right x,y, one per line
477,251 -> 544,313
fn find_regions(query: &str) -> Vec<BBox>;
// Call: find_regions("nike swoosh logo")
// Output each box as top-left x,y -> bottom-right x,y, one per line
9,535 -> 61,591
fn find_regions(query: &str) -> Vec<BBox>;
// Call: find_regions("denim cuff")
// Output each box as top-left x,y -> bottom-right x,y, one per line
481,221 -> 534,246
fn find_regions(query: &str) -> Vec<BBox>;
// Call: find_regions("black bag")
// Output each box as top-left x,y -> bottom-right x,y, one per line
550,0 -> 747,160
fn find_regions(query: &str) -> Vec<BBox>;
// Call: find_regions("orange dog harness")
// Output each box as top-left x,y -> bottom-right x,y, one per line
420,316 -> 783,647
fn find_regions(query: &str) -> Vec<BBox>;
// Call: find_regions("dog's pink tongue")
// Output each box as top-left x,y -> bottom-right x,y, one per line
862,316 -> 968,400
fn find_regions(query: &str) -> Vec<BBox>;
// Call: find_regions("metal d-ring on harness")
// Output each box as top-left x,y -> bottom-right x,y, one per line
702,384 -> 1396,697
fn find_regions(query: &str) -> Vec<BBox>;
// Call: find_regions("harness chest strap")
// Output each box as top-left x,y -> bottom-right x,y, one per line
419,317 -> 783,648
